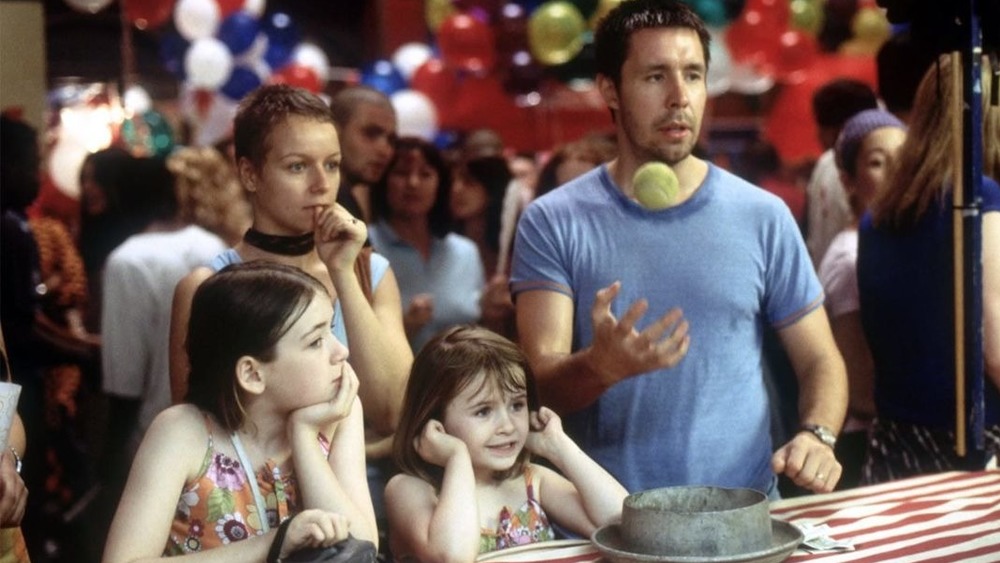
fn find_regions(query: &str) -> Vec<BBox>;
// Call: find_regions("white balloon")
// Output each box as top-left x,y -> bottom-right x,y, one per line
728,61 -> 775,95
706,27 -> 732,98
175,0 -> 221,41
391,89 -> 438,141
123,85 -> 152,115
243,0 -> 267,18
63,0 -> 114,14
185,38 -> 234,89
391,42 -> 433,81
293,43 -> 330,84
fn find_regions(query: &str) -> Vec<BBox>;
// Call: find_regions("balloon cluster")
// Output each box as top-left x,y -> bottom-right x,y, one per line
355,0 -> 888,147
113,0 -> 328,146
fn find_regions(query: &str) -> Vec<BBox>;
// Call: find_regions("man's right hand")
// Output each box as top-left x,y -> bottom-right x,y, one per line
586,281 -> 690,387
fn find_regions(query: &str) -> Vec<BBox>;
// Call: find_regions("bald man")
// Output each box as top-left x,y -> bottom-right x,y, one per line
331,86 -> 397,223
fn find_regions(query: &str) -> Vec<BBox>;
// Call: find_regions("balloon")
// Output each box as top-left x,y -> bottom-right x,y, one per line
514,0 -> 545,12
217,10 -> 259,55
270,63 -> 321,93
262,12 -> 300,69
216,0 -> 244,17
391,90 -> 439,141
724,8 -> 781,73
706,27 -> 732,97
790,0 -> 824,35
180,85 -> 239,146
184,37 -> 234,89
64,0 -> 114,14
528,1 -> 586,66
159,30 -> 190,79
728,60 -> 775,95
220,65 -> 263,100
425,0 -> 457,32
438,13 -> 497,72
691,0 -> 729,27
588,0 -> 622,29
774,30 -> 819,83
568,0 -> 599,19
851,6 -> 890,45
123,85 -> 153,114
360,59 -> 407,95
242,0 -> 266,17
410,58 -> 460,110
293,43 -> 331,84
122,0 -> 174,29
392,43 -> 434,81
175,0 -> 220,40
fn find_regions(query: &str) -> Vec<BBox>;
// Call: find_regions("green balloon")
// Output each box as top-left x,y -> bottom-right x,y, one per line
529,1 -> 587,66
790,0 -> 825,36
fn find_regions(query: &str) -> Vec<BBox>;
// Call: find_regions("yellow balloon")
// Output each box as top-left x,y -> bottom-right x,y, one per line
851,6 -> 890,44
425,0 -> 456,33
790,0 -> 825,36
529,1 -> 588,66
589,0 -> 623,30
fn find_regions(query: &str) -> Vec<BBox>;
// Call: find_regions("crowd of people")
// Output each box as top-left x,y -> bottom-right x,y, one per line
1,0 -> 998,562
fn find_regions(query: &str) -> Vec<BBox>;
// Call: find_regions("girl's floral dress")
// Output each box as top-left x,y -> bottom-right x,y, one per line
479,467 -> 555,553
164,417 -> 330,554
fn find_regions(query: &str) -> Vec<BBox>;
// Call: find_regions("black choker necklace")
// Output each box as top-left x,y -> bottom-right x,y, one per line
243,228 -> 315,256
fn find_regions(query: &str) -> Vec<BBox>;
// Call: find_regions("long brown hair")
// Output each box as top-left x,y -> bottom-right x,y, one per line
871,54 -> 1000,228
392,325 -> 540,489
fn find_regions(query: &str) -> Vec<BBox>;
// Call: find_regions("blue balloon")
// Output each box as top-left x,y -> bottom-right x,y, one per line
159,30 -> 189,79
433,129 -> 459,150
218,11 -> 260,56
360,59 -> 406,95
220,66 -> 263,101
262,12 -> 300,69
514,0 -> 545,13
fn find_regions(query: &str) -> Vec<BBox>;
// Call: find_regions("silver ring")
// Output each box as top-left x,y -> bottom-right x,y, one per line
816,474 -> 825,480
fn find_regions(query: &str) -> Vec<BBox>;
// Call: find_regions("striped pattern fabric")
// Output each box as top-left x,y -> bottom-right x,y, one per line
771,470 -> 1000,562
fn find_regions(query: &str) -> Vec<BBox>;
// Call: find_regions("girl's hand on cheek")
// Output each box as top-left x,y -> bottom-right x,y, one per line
415,419 -> 468,467
289,363 -> 359,431
526,406 -> 568,459
281,509 -> 350,558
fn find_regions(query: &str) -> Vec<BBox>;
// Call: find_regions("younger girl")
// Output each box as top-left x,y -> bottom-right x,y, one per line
385,325 -> 627,562
103,262 -> 376,562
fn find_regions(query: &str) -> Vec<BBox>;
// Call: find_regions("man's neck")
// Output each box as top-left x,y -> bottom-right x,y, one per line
609,154 -> 710,205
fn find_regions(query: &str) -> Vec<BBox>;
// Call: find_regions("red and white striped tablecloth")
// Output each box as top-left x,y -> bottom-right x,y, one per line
770,470 -> 1000,562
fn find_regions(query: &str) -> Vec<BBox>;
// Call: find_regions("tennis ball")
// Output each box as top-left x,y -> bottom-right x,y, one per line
632,161 -> 679,210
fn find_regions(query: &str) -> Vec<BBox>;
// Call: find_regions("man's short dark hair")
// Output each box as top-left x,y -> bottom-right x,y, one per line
594,0 -> 711,87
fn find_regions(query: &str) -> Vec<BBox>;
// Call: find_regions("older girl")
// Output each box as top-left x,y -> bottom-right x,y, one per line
103,262 -> 375,561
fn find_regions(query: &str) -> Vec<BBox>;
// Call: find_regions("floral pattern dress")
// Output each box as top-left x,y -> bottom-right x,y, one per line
164,418 -> 330,554
479,467 -> 555,553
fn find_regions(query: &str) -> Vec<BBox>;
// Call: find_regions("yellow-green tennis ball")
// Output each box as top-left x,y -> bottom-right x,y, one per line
633,162 -> 679,210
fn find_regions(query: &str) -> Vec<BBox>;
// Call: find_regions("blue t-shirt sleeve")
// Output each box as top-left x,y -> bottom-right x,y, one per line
764,205 -> 824,328
371,251 -> 389,289
511,200 -> 574,298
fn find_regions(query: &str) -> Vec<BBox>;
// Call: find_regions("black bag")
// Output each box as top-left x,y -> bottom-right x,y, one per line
284,536 -> 378,563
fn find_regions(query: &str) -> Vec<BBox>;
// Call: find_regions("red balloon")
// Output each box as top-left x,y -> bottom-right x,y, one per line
123,0 -> 175,29
270,64 -> 322,93
216,0 -> 244,18
725,8 -> 782,74
411,58 -> 460,111
774,30 -> 819,83
437,13 -> 497,73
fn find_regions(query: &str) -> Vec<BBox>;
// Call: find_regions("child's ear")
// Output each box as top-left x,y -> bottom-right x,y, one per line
236,356 -> 266,396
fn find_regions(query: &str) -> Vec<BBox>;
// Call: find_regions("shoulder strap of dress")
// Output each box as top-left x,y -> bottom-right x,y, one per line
524,465 -> 538,502
202,413 -> 214,449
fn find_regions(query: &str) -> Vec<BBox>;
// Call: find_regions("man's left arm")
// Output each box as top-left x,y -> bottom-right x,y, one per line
772,305 -> 848,493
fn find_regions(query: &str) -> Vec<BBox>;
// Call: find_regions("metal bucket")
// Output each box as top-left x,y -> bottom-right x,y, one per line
621,486 -> 772,557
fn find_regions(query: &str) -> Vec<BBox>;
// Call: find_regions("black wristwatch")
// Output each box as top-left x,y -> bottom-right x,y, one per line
800,424 -> 837,449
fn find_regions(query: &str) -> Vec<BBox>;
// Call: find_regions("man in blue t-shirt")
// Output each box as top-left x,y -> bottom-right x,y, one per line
511,0 -> 848,497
